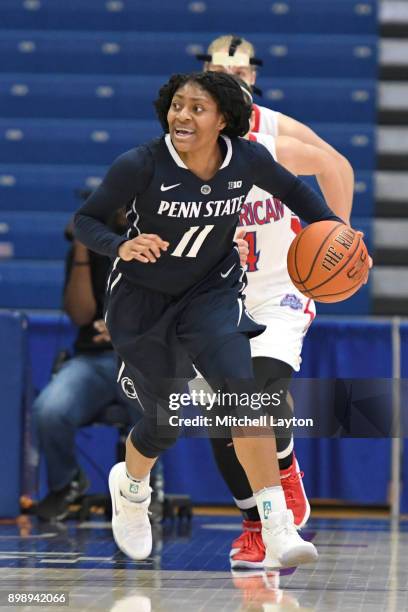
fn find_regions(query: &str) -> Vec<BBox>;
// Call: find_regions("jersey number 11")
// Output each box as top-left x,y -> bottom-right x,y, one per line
172,225 -> 214,258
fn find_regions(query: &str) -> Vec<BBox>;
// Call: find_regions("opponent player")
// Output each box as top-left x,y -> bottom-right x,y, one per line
220,126 -> 351,569
197,35 -> 354,567
200,35 -> 354,218
74,71 -> 344,568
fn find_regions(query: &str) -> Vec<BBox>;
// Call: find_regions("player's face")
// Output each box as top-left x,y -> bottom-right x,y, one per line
206,61 -> 256,88
167,82 -> 226,153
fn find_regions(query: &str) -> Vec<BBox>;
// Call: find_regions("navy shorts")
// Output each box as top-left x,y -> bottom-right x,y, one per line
105,248 -> 265,414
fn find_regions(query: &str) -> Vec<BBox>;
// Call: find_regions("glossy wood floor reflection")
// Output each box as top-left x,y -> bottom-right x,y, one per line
0,514 -> 407,611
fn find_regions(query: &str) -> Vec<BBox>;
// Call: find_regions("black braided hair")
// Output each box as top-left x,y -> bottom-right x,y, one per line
154,71 -> 252,138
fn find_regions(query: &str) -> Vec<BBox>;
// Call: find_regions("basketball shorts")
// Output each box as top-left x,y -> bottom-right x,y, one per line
105,248 -> 266,414
248,291 -> 316,371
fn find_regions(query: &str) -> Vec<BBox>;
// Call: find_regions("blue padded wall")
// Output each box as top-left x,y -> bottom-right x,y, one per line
22,314 -> 399,506
0,261 -> 64,309
0,312 -> 27,517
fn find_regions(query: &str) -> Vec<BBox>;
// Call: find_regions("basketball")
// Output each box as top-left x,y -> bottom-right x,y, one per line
287,221 -> 369,303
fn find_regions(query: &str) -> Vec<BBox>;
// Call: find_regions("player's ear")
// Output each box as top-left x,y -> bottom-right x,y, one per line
217,114 -> 227,132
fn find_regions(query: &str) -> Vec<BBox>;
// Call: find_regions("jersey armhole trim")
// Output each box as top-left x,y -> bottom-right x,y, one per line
252,104 -> 261,133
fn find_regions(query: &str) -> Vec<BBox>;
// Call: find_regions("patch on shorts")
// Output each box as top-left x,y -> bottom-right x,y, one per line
280,293 -> 303,310
121,376 -> 138,399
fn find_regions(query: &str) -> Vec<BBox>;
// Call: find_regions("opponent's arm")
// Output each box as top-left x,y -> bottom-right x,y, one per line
276,135 -> 349,223
251,140 -> 343,226
278,113 -> 354,219
252,139 -> 372,282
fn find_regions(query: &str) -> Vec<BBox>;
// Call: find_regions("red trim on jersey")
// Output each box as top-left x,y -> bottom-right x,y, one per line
290,215 -> 302,235
303,298 -> 315,328
252,104 -> 261,133
248,133 -> 257,142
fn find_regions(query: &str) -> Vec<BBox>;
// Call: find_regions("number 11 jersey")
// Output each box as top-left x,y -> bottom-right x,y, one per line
75,134 -> 340,297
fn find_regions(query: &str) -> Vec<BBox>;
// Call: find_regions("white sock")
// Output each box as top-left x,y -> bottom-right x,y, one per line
254,486 -> 287,521
119,466 -> 151,503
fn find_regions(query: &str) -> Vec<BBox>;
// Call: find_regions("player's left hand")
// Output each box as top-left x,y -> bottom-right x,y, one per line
235,229 -> 248,267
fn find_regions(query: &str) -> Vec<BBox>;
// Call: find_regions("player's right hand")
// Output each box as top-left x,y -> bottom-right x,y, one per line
118,234 -> 169,263
356,231 -> 373,285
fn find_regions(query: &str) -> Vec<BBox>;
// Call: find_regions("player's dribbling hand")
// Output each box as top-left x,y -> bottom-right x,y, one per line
356,231 -> 373,285
118,234 -> 169,263
235,229 -> 248,267
362,255 -> 373,285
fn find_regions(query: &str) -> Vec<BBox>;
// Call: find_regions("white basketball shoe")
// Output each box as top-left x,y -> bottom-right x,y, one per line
108,462 -> 152,560
262,510 -> 318,569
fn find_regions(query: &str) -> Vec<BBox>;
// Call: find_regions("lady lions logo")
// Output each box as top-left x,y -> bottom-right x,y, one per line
121,376 -> 138,399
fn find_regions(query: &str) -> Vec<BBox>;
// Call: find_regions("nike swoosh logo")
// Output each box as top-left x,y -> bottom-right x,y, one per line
160,182 -> 181,192
220,263 -> 236,278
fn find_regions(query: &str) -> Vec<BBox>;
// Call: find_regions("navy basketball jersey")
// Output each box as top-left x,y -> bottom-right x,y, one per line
74,134 -> 341,296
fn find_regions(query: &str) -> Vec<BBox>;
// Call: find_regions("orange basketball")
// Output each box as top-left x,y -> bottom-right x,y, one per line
287,221 -> 369,303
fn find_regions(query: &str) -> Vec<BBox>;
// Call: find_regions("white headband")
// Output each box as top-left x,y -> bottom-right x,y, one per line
211,51 -> 252,68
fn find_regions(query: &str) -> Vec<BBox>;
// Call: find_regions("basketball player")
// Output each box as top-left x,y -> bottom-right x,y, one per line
197,36 -> 356,568
74,72 -> 345,568
200,35 -> 354,220
220,127 -> 355,570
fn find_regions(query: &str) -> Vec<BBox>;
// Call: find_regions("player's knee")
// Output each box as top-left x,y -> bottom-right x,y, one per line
209,436 -> 234,459
196,333 -> 253,381
129,419 -> 180,458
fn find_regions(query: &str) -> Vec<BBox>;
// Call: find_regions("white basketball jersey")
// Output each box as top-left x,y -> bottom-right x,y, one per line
252,104 -> 280,138
239,132 -> 305,311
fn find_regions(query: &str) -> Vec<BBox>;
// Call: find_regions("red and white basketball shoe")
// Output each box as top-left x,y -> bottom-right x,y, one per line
280,454 -> 310,529
230,455 -> 310,568
230,520 -> 265,569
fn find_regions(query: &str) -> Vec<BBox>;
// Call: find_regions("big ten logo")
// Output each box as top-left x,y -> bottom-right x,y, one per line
228,180 -> 242,189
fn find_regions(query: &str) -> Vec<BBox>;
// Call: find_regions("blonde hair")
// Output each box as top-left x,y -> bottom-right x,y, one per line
207,35 -> 255,60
